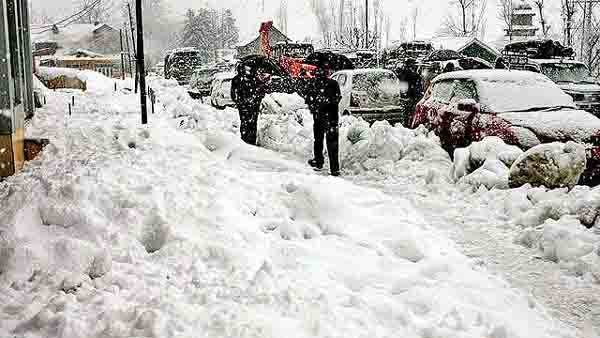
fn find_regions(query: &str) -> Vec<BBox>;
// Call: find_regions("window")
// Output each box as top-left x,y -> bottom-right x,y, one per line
431,80 -> 453,103
336,74 -> 347,87
450,80 -> 478,103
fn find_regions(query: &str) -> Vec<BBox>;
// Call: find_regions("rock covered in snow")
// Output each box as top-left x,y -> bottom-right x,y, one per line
509,142 -> 587,189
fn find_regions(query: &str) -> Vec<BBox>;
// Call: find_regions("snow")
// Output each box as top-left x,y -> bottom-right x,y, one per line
37,67 -> 118,95
509,142 -> 587,189
451,137 -> 523,189
0,72 -> 584,337
500,110 -> 600,143
433,70 -> 576,113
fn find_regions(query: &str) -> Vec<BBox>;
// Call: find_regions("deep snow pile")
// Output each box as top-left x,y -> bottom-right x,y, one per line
0,78 -> 580,338
452,137 -> 587,190
37,67 -> 119,95
258,111 -> 452,184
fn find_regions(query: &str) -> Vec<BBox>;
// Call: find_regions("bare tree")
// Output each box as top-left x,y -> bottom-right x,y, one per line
411,4 -> 419,40
533,0 -> 550,38
277,0 -> 288,35
561,0 -> 576,46
74,0 -> 115,24
441,0 -> 488,37
309,0 -> 334,46
498,0 -> 513,40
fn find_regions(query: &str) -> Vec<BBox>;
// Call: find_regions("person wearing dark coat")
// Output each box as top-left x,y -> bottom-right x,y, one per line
302,66 -> 342,176
231,65 -> 267,145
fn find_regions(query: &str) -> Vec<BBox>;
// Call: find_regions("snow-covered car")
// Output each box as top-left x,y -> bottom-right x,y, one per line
210,72 -> 235,109
164,48 -> 202,85
501,40 -> 600,115
412,69 -> 600,183
331,69 -> 408,125
188,67 -> 219,99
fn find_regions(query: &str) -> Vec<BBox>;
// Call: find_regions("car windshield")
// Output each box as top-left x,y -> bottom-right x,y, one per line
170,52 -> 202,71
353,72 -> 402,107
540,63 -> 590,83
476,74 -> 575,112
221,79 -> 232,92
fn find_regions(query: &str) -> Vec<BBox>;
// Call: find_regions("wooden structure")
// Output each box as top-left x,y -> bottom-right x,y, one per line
236,24 -> 290,58
0,0 -> 34,177
506,0 -> 538,38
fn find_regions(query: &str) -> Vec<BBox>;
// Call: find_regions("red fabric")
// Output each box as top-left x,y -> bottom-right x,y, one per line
259,21 -> 273,57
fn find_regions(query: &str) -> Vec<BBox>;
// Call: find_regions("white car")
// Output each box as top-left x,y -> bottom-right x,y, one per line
330,69 -> 408,125
210,72 -> 236,109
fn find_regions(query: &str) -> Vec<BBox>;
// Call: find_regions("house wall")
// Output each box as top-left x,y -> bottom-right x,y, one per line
0,0 -> 33,177
89,25 -> 120,55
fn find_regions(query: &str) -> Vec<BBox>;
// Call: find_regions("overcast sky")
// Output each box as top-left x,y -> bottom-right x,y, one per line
30,0 -> 563,46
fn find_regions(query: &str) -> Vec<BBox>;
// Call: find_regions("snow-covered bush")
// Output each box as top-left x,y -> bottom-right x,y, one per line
509,142 -> 587,189
457,158 -> 509,190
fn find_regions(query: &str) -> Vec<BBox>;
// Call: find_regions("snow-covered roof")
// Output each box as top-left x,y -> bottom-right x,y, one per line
333,68 -> 395,76
429,37 -> 473,51
32,23 -> 115,56
429,37 -> 501,57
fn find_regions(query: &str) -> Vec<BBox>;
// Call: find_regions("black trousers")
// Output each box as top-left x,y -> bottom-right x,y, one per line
313,115 -> 340,173
239,107 -> 259,145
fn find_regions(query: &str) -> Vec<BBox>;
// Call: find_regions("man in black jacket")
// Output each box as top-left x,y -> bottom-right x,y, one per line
231,65 -> 267,145
303,66 -> 342,176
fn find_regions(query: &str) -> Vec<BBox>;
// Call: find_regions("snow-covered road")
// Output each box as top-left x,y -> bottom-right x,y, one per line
0,75 -> 591,338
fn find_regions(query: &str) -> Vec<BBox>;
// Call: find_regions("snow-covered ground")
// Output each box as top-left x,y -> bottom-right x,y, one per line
0,73 -> 594,338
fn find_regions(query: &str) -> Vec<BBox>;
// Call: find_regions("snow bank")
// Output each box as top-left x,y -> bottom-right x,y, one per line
509,141 -> 587,189
258,111 -> 451,182
452,137 -> 523,190
37,67 -> 117,95
0,77 -> 579,338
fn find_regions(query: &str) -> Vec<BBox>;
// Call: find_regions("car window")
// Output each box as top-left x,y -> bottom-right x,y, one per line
337,74 -> 347,87
450,80 -> 478,103
431,80 -> 453,103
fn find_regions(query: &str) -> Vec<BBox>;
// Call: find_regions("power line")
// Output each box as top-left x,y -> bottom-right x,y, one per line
31,0 -> 102,34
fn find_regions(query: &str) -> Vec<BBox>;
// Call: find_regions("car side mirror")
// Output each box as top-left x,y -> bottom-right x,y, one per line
456,99 -> 480,114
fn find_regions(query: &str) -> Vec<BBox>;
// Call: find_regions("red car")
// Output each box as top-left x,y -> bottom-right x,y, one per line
412,70 -> 600,183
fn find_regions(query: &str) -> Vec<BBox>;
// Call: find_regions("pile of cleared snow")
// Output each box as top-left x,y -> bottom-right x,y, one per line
452,137 -> 523,189
0,79 -> 581,338
258,111 -> 452,182
152,77 -> 239,134
37,67 -> 117,95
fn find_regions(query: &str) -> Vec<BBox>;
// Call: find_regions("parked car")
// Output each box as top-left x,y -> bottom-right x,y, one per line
188,67 -> 219,99
501,40 -> 600,115
210,72 -> 235,109
164,48 -> 202,85
331,69 -> 408,125
412,69 -> 600,183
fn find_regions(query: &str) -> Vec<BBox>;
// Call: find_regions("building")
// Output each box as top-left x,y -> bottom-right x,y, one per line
32,23 -> 125,78
1,0 -> 35,177
506,0 -> 538,39
236,25 -> 290,58
430,37 -> 501,64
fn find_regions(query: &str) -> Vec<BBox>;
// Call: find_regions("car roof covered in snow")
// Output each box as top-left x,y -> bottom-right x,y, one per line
433,69 -> 548,83
528,59 -> 587,65
213,72 -> 236,80
433,70 -> 576,113
332,68 -> 395,76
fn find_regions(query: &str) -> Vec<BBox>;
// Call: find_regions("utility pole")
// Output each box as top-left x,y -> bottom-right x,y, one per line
136,0 -> 148,125
127,3 -> 138,93
124,27 -> 134,78
119,29 -> 125,80
365,0 -> 369,49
